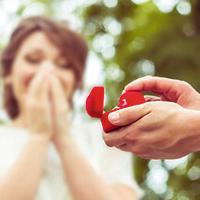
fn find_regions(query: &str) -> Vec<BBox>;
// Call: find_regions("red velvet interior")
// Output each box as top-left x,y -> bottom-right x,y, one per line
86,86 -> 104,118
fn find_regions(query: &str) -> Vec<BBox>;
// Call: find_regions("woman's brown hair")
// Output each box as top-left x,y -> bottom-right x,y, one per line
1,16 -> 88,119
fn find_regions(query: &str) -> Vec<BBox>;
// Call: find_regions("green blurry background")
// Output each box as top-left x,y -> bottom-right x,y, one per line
1,0 -> 200,199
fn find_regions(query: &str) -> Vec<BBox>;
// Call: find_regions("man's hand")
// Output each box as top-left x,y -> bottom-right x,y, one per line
125,76 -> 200,110
103,101 -> 200,159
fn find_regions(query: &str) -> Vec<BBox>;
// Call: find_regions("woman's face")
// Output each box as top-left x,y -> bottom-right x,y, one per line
10,31 -> 75,110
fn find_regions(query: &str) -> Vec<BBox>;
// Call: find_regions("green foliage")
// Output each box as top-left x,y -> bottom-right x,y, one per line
82,0 -> 200,199
2,0 -> 200,199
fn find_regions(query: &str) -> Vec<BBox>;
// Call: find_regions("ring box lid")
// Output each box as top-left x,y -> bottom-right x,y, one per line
118,91 -> 145,108
86,86 -> 104,118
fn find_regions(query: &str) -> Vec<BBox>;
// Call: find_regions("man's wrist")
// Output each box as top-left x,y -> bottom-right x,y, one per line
186,110 -> 200,152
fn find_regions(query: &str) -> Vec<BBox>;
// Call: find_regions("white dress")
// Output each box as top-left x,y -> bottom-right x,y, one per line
0,120 -> 143,200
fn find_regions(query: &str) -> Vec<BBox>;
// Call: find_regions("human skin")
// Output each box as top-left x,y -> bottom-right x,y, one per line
0,32 -> 137,200
103,76 -> 200,160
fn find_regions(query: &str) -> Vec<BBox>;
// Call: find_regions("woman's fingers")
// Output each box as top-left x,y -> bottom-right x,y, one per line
41,79 -> 51,110
25,71 -> 53,136
28,70 -> 47,98
48,73 -> 70,137
48,74 -> 69,126
49,74 -> 66,106
28,71 -> 51,107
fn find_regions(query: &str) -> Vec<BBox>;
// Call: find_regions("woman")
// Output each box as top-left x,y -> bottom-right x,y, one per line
0,16 -> 142,200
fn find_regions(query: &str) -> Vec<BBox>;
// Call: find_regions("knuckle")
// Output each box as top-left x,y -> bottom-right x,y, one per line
122,109 -> 133,122
135,147 -> 152,157
123,132 -> 137,143
118,146 -> 131,152
123,124 -> 141,143
103,137 -> 114,147
122,106 -> 139,120
155,140 -> 168,148
180,80 -> 189,86
179,80 -> 191,89
156,139 -> 173,150
131,147 -> 143,155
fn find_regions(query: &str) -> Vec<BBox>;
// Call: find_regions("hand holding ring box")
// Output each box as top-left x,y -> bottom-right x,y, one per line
86,86 -> 145,133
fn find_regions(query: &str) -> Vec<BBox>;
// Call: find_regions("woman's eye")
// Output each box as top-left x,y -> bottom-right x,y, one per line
57,62 -> 71,69
25,55 -> 41,64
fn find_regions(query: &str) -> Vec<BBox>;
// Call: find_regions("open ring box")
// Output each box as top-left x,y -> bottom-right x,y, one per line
86,86 -> 145,133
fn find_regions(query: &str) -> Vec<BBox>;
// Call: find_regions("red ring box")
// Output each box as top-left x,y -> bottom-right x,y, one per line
86,86 -> 145,133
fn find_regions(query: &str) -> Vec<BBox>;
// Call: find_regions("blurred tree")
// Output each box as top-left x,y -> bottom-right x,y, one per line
82,0 -> 200,199
1,0 -> 200,199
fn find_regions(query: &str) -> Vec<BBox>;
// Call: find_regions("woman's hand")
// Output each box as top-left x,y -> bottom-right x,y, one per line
125,76 -> 200,110
104,101 -> 200,159
48,74 -> 71,147
25,70 -> 53,139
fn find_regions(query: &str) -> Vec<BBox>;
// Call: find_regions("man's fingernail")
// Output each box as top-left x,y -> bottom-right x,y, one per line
109,112 -> 120,122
